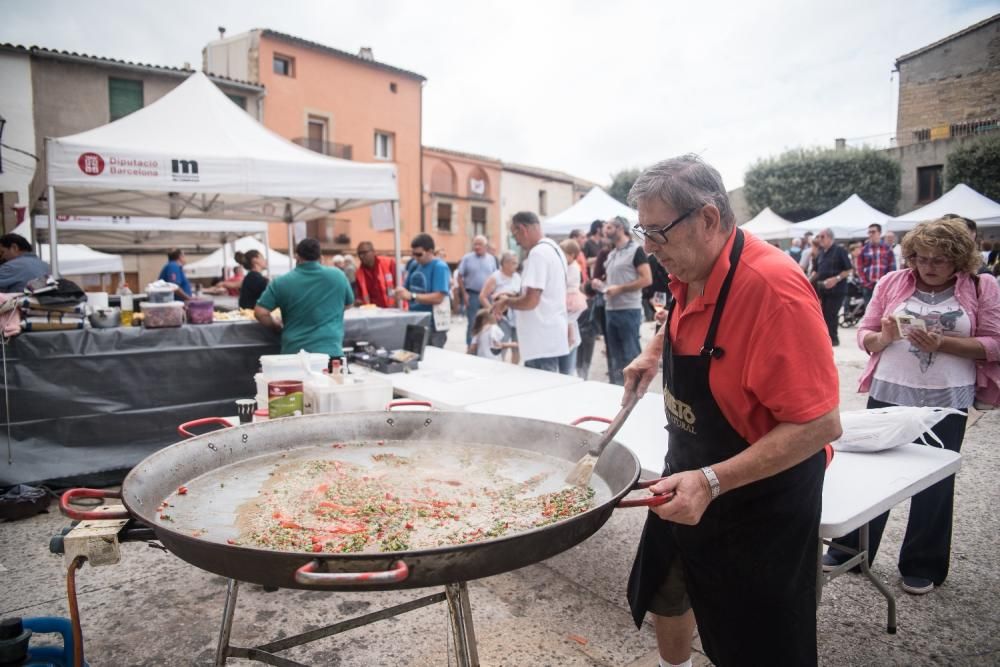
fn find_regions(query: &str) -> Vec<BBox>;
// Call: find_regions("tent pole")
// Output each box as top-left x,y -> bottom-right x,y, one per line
263,230 -> 272,277
287,225 -> 294,265
392,200 -> 402,309
47,185 -> 60,278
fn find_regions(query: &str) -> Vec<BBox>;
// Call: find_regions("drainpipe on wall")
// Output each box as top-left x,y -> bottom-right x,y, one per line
419,81 -> 425,233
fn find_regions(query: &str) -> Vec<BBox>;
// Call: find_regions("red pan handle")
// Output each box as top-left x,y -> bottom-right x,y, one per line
384,400 -> 433,411
177,417 -> 234,438
294,559 -> 409,586
60,488 -> 131,520
617,477 -> 674,508
618,491 -> 675,508
569,415 -> 611,426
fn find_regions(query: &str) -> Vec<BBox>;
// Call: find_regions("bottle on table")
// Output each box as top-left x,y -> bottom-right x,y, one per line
118,274 -> 134,326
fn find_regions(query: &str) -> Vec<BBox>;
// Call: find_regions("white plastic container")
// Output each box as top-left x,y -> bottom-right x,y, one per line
260,352 -> 329,382
140,301 -> 185,328
304,373 -> 392,415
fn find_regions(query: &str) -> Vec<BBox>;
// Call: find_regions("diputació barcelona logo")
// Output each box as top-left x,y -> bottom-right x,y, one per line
77,152 -> 105,176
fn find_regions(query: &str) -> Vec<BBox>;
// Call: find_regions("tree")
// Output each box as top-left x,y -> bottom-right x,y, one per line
945,134 -> 1000,202
743,148 -> 900,221
607,168 -> 642,205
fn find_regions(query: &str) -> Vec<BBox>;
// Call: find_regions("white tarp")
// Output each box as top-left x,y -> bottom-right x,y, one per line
186,236 -> 292,279
543,187 -> 638,237
11,220 -> 123,275
45,71 -> 398,222
888,184 -> 1000,232
740,207 -> 795,240
792,194 -> 888,239
30,215 -> 268,250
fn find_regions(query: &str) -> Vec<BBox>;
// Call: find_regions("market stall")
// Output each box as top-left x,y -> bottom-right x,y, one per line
542,187 -> 638,237
1,311 -> 430,488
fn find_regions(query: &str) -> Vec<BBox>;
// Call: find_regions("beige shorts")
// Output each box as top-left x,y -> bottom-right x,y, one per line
647,555 -> 691,617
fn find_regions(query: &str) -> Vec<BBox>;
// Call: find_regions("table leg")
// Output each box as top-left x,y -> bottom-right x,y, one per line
445,581 -> 480,667
858,523 -> 897,634
815,539 -> 824,605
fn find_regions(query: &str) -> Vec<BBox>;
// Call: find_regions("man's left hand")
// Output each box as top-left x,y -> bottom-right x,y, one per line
822,277 -> 839,290
604,284 -> 622,298
396,287 -> 412,302
647,470 -> 713,525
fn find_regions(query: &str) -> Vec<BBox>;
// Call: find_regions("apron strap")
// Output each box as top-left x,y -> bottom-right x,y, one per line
700,229 -> 744,360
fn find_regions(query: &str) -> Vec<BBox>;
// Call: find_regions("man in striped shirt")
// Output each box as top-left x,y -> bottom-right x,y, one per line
858,223 -> 896,309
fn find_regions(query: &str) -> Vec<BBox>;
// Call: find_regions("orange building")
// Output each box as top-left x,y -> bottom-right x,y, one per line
203,29 -> 424,256
421,147 -> 502,263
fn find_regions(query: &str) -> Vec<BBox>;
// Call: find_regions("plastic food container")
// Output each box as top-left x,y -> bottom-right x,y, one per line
140,301 -> 185,328
186,299 -> 214,325
260,353 -> 330,381
146,286 -> 175,303
303,373 -> 392,414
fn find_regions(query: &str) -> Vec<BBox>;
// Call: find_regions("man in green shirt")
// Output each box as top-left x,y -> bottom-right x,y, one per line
254,238 -> 354,358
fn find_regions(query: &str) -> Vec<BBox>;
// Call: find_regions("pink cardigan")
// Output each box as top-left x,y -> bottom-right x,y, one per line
856,269 -> 1000,406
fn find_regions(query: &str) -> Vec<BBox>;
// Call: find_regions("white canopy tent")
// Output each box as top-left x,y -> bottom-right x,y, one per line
543,187 -> 638,237
186,236 -> 292,279
739,207 -> 795,240
43,71 -> 399,276
29,215 -> 270,251
792,194 -> 888,239
11,220 -> 123,275
888,184 -> 1000,232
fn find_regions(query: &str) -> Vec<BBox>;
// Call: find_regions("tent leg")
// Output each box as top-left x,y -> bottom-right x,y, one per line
393,200 -> 402,308
47,185 -> 60,278
263,230 -> 272,277
287,225 -> 294,262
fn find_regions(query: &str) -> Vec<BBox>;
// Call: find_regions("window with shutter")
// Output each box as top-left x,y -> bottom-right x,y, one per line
109,78 -> 143,121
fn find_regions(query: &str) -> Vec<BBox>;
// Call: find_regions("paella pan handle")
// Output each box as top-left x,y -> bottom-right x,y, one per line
617,477 -> 675,508
384,400 -> 433,411
60,488 -> 131,520
177,417 -> 234,438
294,559 -> 410,586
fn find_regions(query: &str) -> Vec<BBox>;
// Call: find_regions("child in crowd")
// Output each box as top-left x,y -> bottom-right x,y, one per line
468,308 -> 516,360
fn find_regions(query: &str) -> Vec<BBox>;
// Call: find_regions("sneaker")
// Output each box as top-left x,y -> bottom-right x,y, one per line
901,576 -> 934,595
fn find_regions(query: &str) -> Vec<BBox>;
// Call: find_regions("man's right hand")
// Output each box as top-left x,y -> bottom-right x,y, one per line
622,344 -> 661,406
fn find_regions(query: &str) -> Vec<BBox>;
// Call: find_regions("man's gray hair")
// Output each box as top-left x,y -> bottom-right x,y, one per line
822,227 -> 835,240
627,154 -> 736,232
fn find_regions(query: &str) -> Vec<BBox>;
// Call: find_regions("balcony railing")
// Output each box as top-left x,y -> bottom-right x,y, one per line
293,137 -> 353,160
909,118 -> 998,145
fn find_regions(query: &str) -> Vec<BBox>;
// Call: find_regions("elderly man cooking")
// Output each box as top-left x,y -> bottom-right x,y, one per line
621,155 -> 842,667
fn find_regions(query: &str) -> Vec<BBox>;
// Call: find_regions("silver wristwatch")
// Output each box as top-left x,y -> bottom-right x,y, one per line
701,466 -> 721,500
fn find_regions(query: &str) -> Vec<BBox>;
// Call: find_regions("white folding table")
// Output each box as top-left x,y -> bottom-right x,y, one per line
466,381 -> 668,476
390,347 -> 583,411
818,444 -> 961,633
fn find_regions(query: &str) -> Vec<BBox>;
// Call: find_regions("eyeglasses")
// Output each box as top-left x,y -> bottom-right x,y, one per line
632,207 -> 698,244
907,254 -> 952,267
411,251 -> 425,258
867,229 -> 879,235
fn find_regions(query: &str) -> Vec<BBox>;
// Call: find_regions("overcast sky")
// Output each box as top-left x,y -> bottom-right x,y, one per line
3,0 -> 997,189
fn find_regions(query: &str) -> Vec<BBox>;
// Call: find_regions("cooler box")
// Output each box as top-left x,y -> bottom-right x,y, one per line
304,373 -> 392,414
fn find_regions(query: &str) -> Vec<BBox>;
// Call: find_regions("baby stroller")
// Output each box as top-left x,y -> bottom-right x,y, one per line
839,277 -> 866,328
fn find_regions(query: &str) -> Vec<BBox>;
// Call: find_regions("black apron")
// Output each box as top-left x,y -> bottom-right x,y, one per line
626,229 -> 826,666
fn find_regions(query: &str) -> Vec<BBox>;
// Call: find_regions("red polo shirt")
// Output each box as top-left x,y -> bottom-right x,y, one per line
667,230 -> 839,444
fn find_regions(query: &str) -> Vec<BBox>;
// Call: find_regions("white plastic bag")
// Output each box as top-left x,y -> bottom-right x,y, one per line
832,406 -> 965,453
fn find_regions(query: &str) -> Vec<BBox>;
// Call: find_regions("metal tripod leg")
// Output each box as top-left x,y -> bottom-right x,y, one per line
445,582 -> 480,667
214,578 -> 241,666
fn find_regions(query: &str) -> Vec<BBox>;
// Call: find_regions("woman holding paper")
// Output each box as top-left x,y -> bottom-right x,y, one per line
823,216 -> 1000,594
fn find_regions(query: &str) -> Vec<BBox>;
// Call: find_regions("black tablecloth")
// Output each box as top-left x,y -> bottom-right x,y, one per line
1,311 -> 429,487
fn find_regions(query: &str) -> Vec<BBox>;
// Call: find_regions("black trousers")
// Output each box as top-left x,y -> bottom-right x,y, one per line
819,291 -> 844,343
828,396 -> 967,584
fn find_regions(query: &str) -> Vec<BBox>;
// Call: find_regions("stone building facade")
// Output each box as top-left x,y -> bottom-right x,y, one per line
887,14 -> 999,213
